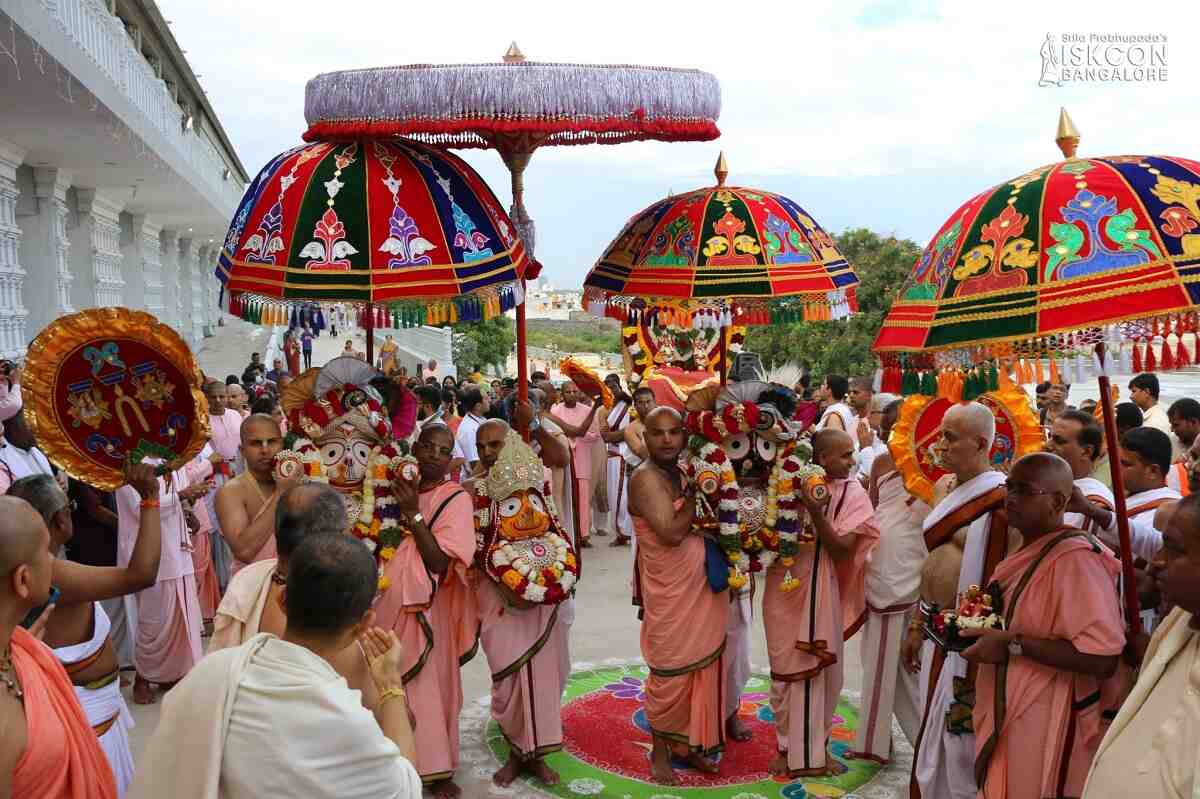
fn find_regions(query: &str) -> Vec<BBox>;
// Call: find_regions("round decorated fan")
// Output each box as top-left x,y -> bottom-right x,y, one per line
315,356 -> 383,399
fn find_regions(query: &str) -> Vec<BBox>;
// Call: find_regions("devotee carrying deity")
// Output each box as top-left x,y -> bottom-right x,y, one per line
6,464 -> 160,797
0,495 -> 118,799
215,414 -> 288,575
372,424 -> 477,799
128,534 -> 421,799
763,429 -> 878,778
1082,491 -> 1200,799
902,402 -> 1012,799
962,452 -> 1125,799
850,398 -> 927,763
628,407 -> 727,785
471,423 -> 576,788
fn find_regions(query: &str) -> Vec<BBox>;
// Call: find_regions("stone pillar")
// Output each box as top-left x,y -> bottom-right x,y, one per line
73,189 -> 125,309
178,237 -> 194,345
122,215 -> 164,320
17,167 -> 74,343
194,245 -> 210,342
160,228 -> 180,332
0,141 -> 27,358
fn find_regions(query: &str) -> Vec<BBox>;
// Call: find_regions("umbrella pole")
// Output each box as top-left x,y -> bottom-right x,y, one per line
1095,343 -> 1142,635
365,301 -> 375,366
718,326 -> 728,385
501,145 -> 536,441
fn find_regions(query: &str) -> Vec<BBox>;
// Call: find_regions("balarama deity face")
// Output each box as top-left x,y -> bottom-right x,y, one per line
723,429 -> 778,486
496,488 -> 551,541
317,420 -> 378,491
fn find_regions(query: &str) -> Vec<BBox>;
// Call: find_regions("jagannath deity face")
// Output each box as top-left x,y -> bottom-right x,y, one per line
496,488 -> 552,541
723,430 -> 779,486
317,421 -> 378,491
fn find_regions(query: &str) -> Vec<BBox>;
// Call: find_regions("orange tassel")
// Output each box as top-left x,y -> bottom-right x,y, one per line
1049,357 -> 1060,385
1035,358 -> 1045,384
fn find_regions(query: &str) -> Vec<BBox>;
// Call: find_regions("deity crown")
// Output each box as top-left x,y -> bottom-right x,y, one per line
484,430 -> 544,501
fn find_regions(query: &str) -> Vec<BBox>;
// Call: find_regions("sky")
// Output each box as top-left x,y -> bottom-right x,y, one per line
161,0 -> 1194,289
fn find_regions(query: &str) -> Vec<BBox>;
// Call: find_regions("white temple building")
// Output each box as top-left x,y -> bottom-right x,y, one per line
0,0 -> 247,357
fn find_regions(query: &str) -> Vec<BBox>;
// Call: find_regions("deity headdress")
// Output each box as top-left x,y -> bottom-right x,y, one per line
480,430 -> 578,605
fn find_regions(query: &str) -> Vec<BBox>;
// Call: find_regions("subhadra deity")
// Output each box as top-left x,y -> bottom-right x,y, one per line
682,380 -> 827,591
476,431 -> 579,605
274,377 -> 418,591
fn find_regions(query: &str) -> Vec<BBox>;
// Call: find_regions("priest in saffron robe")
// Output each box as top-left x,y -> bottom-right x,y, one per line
0,495 -> 118,799
373,424 -> 477,798
764,429 -> 878,777
472,426 -> 575,788
903,402 -> 1011,799
629,407 -> 728,785
963,453 -> 1125,799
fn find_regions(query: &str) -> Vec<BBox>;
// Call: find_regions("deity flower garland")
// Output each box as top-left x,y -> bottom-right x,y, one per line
489,531 -> 579,604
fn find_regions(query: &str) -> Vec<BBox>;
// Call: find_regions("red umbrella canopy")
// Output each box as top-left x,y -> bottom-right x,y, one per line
582,160 -> 858,325
874,152 -> 1200,359
217,138 -> 527,315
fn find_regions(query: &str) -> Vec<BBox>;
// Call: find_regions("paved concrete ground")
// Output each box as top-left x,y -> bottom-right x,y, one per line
119,318 -> 904,798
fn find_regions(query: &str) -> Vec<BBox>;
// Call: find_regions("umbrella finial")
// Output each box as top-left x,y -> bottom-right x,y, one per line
503,42 -> 526,63
715,151 -> 729,187
1056,107 -> 1080,159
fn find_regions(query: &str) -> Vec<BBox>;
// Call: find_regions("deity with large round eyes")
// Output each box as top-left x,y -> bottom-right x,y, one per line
317,421 -> 378,492
496,489 -> 551,541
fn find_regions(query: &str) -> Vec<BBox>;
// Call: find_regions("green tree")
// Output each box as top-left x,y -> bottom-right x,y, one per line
451,317 -> 516,376
746,228 -> 920,378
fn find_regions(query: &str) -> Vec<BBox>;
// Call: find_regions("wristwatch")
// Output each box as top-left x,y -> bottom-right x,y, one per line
409,511 -> 424,526
1007,635 -> 1024,659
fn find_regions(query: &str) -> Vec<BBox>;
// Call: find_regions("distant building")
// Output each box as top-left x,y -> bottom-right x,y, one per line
0,0 -> 248,356
525,284 -> 583,320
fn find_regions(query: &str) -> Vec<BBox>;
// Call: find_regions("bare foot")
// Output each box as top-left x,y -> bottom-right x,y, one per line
726,713 -> 752,742
683,751 -> 719,774
610,534 -> 631,547
650,741 -> 679,785
791,764 -> 837,778
132,675 -> 158,705
579,538 -> 593,548
493,754 -> 522,788
429,778 -> 462,799
768,752 -> 790,777
523,758 -> 560,785
593,529 -> 610,537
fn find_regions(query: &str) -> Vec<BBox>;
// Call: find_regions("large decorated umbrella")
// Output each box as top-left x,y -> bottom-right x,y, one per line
873,109 -> 1200,632
218,137 -> 527,363
300,44 -> 721,412
582,154 -> 860,384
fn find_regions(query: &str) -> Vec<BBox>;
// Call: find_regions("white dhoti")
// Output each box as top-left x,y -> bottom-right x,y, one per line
134,573 -> 203,684
53,603 -> 136,797
852,471 -> 927,761
100,596 -> 134,670
724,590 -> 752,718
606,453 -> 631,538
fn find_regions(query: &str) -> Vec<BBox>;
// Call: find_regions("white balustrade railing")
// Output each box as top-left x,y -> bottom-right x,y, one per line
37,0 -> 245,213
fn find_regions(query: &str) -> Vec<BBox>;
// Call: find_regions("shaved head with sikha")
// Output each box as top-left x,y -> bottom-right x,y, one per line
0,496 -> 54,612
476,419 -> 510,471
933,401 -> 996,483
813,429 -> 856,480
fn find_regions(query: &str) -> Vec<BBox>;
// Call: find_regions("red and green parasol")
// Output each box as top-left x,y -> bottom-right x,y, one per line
300,44 -> 722,415
873,109 -> 1200,633
217,138 -> 528,359
582,154 -> 860,383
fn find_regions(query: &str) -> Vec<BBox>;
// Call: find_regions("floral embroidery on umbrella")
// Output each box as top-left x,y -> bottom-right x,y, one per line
1151,175 -> 1200,256
300,208 -> 358,271
374,141 -> 436,268
703,211 -> 760,266
1045,188 -> 1161,280
242,201 -> 285,264
763,213 -> 814,265
645,216 -> 696,266
952,203 -> 1038,296
902,215 -> 964,301
451,203 -> 495,262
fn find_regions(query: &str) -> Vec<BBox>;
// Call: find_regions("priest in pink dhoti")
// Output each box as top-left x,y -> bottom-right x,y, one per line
115,458 -> 206,705
203,380 -> 243,590
550,381 -> 601,549
373,425 -> 477,799
763,429 -> 878,778
963,453 -> 1125,799
629,407 -> 728,785
471,427 -> 577,788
